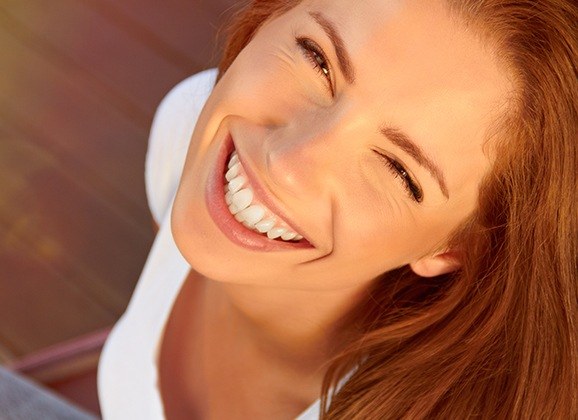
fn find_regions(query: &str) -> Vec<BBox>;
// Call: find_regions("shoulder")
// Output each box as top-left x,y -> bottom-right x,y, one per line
145,68 -> 218,225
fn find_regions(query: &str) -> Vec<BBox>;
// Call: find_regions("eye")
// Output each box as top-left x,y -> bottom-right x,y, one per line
374,151 -> 424,203
296,37 -> 334,96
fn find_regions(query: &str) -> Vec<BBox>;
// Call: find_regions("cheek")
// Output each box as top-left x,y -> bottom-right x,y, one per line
333,187 -> 464,272
331,187 -> 413,267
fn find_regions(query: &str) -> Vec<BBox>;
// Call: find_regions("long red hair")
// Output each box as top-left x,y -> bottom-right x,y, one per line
217,1 -> 578,418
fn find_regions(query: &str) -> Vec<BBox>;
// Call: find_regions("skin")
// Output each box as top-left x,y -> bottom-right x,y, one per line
163,0 -> 513,418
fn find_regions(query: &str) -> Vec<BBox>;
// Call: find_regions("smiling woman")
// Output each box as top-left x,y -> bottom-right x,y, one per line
97,0 -> 578,419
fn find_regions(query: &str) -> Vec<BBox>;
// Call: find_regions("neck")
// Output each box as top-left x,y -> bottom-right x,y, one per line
202,278 -> 371,368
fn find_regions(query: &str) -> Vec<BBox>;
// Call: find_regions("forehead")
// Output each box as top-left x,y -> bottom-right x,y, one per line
291,0 -> 512,195
300,0 -> 504,92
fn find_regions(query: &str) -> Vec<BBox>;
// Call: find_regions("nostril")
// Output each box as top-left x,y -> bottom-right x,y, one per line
262,115 -> 289,130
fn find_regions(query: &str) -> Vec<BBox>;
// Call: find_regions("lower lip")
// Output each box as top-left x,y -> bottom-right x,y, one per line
205,134 -> 314,251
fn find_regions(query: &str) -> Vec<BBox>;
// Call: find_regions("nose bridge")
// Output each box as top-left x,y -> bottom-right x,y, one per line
270,120 -> 332,165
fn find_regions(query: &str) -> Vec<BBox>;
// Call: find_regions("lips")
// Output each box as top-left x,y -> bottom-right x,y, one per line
205,134 -> 314,251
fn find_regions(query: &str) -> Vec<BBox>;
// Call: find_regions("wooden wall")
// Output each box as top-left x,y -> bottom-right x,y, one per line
0,0 -> 238,363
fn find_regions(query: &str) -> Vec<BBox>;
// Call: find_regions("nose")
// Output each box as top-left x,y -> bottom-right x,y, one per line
264,118 -> 342,198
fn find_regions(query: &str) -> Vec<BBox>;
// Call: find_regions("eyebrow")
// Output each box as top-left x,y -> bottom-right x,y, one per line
381,127 -> 450,199
309,11 -> 355,84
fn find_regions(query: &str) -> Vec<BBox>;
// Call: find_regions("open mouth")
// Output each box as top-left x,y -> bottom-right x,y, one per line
224,150 -> 304,242
205,134 -> 313,251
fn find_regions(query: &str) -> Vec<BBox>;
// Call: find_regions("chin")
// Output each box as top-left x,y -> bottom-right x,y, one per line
170,196 -> 284,286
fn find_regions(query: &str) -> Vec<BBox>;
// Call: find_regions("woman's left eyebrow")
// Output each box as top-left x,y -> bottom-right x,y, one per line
308,11 -> 356,85
381,126 -> 450,199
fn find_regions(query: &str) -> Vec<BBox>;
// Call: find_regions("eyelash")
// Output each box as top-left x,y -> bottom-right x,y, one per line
296,37 -> 334,96
374,151 -> 424,203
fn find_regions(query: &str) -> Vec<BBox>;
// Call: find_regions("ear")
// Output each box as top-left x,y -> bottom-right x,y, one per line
409,249 -> 462,278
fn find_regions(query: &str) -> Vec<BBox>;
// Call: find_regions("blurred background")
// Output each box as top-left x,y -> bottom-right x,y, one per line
0,0 -> 237,415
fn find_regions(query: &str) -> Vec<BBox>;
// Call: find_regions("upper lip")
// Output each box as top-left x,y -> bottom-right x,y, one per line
230,137 -> 313,246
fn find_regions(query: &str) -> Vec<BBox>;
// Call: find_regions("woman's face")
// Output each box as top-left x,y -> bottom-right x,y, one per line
172,0 -> 512,290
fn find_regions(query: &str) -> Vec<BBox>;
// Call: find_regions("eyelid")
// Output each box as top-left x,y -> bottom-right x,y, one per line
295,36 -> 335,96
373,149 -> 424,203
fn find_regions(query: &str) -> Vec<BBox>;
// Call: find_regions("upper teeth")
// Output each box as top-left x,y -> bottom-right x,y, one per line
224,151 -> 303,242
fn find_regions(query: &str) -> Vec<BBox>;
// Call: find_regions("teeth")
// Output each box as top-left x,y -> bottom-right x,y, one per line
281,231 -> 297,241
237,205 -> 265,227
225,163 -> 240,181
223,152 -> 305,242
228,176 -> 245,193
267,227 -> 287,239
228,203 -> 240,215
228,153 -> 239,168
254,219 -> 275,233
231,188 -> 253,212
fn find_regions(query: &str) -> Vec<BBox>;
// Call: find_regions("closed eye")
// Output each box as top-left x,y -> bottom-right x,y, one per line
374,150 -> 424,203
296,37 -> 335,96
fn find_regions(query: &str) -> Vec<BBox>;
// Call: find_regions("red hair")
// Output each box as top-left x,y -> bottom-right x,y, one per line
218,1 -> 578,417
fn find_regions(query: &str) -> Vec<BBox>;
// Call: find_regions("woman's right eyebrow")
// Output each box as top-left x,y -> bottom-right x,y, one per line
308,11 -> 356,85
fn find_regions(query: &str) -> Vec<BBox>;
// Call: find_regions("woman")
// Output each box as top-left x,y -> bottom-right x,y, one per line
97,0 -> 578,418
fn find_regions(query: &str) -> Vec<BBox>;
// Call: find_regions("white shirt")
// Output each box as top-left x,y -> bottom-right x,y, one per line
97,69 -> 321,420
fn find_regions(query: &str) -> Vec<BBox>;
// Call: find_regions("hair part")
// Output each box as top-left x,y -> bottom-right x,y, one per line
217,1 -> 578,418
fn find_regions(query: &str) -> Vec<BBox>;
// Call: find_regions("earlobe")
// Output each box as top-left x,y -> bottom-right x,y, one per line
409,250 -> 462,278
